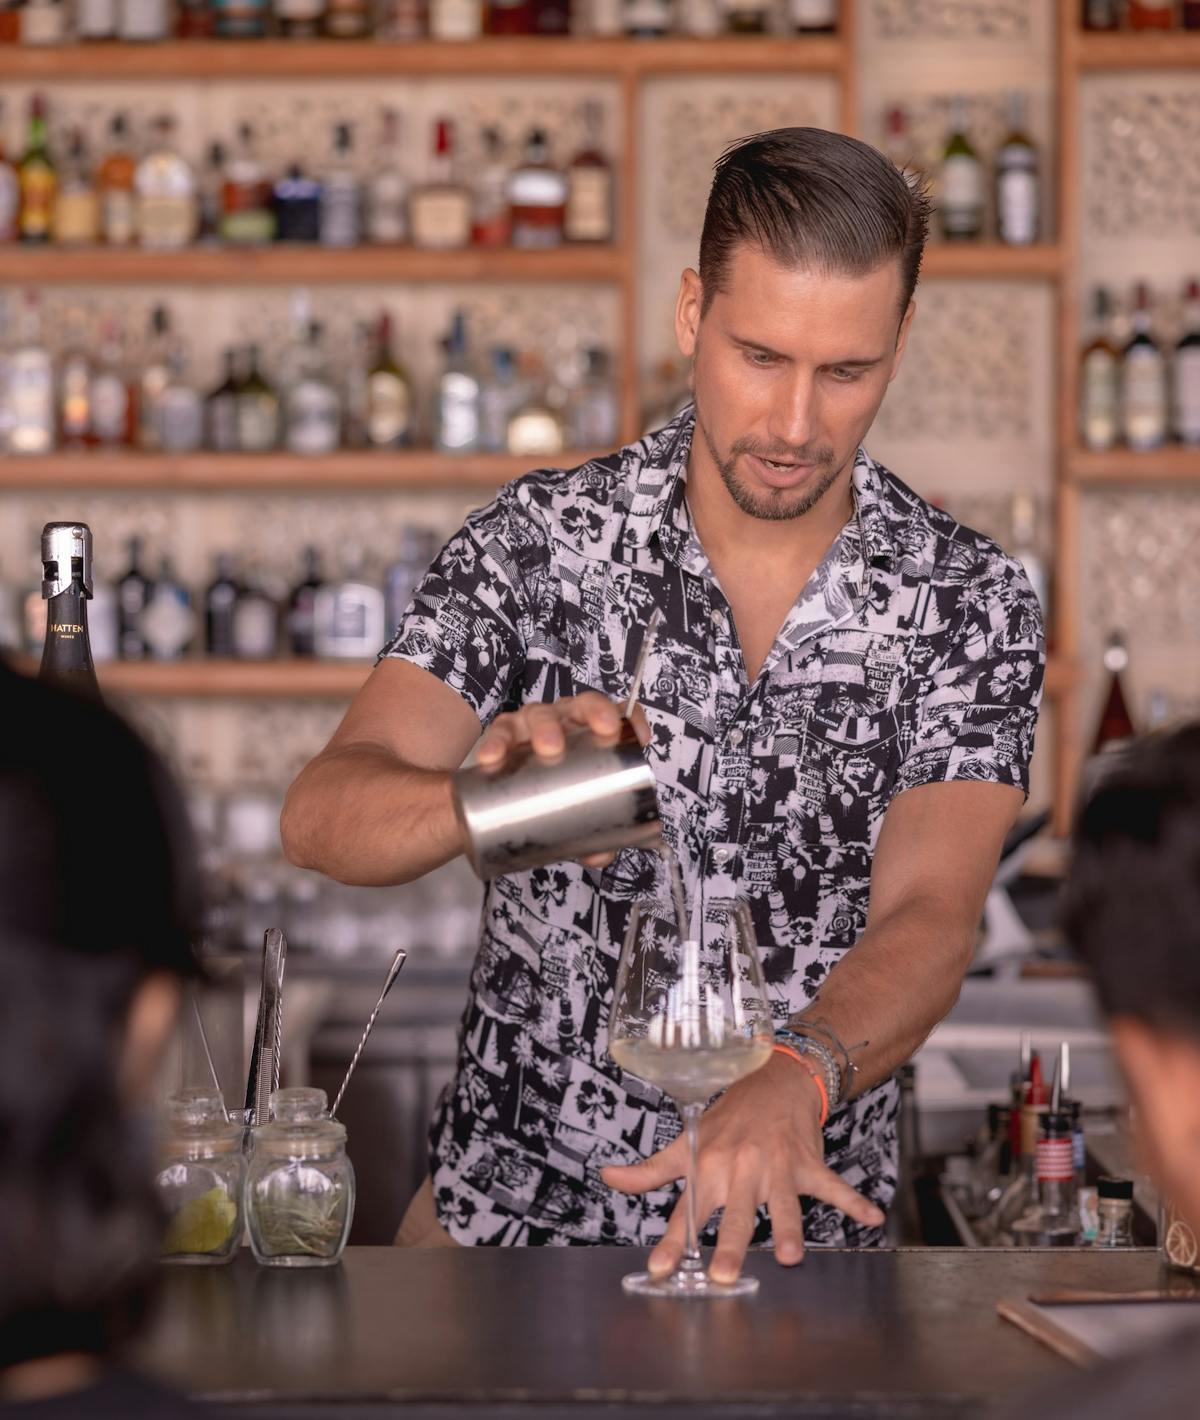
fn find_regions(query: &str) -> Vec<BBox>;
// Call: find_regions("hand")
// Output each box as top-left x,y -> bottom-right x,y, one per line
601,1053 -> 885,1283
475,693 -> 651,869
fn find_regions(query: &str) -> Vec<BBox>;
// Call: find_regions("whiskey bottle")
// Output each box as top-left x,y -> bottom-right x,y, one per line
365,109 -> 408,245
508,129 -> 567,250
135,116 -> 198,251
470,128 -> 511,248
565,101 -> 614,245
220,123 -> 275,247
995,91 -> 1038,247
38,521 -> 99,696
1121,281 -> 1168,451
52,129 -> 99,246
17,95 -> 56,246
1172,278 -> 1200,445
1079,286 -> 1119,451
937,97 -> 983,242
97,113 -> 137,247
409,119 -> 471,251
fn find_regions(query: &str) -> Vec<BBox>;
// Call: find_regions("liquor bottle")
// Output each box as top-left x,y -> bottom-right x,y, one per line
135,116 -> 198,250
158,343 -> 205,452
20,0 -> 68,44
409,119 -> 471,251
1009,493 -> 1048,618
232,571 -> 280,659
365,311 -> 414,448
1011,1106 -> 1080,1247
142,555 -> 195,662
376,0 -> 425,39
1185,0 -> 1200,28
1172,278 -> 1200,445
0,106 -> 18,243
937,97 -> 983,242
724,0 -> 767,34
471,128 -> 510,248
17,95 -> 56,246
479,346 -> 520,451
285,321 -> 341,454
435,312 -> 481,453
116,535 -> 153,662
674,0 -> 720,36
220,123 -> 275,246
57,306 -> 93,449
506,358 -> 564,457
51,130 -> 99,247
273,163 -> 323,243
118,0 -> 170,41
204,552 -> 240,657
1127,0 -> 1175,28
89,313 -> 135,448
8,292 -> 54,455
87,572 -> 119,666
1091,631 -> 1135,758
195,142 -> 225,246
206,346 -> 244,451
77,0 -> 117,38
323,0 -> 370,36
286,545 -> 324,657
565,101 -> 614,245
383,526 -> 436,635
487,0 -> 534,32
881,103 -> 914,175
1081,0 -> 1119,29
313,552 -> 385,659
580,0 -> 623,33
319,124 -> 362,249
276,0 -> 326,35
97,113 -> 137,247
508,129 -> 567,250
38,523 -> 99,696
533,0 -> 567,33
1121,282 -> 1168,451
342,320 -> 371,448
623,0 -> 669,35
789,0 -> 835,30
177,0 -> 215,35
995,91 -> 1038,247
212,0 -> 268,36
1079,286 -> 1119,451
365,110 -> 407,245
235,344 -> 280,451
138,304 -> 173,449
567,346 -> 619,448
430,0 -> 482,36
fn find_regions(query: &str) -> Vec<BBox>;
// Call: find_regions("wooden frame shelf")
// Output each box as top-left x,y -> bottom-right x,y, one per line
922,244 -> 1063,279
0,450 -> 606,490
1067,446 -> 1200,485
1073,30 -> 1200,71
0,244 -> 626,285
0,35 -> 846,81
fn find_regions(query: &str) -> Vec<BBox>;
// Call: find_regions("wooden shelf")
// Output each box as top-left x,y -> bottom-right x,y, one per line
0,35 -> 845,80
921,243 -> 1063,279
0,243 -> 626,286
1067,446 -> 1200,484
0,449 -> 605,490
1074,30 -> 1200,71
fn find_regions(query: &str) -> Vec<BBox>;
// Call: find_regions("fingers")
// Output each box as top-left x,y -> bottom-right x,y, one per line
579,851 -> 617,869
601,1137 -> 686,1196
709,1166 -> 760,1284
647,1177 -> 717,1278
804,1165 -> 886,1231
629,704 -> 652,747
766,1186 -> 805,1267
476,693 -> 628,769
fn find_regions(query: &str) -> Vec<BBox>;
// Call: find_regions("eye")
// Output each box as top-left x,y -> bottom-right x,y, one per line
829,367 -> 863,382
743,349 -> 776,367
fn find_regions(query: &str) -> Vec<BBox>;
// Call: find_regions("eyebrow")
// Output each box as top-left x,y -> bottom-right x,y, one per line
730,335 -> 884,369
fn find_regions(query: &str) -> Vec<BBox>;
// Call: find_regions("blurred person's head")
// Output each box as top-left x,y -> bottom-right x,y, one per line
676,126 -> 931,524
1062,724 -> 1200,1230
0,660 -> 201,1380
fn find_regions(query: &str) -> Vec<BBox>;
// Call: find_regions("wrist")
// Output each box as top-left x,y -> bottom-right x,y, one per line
773,1029 -> 843,1116
771,1043 -> 829,1128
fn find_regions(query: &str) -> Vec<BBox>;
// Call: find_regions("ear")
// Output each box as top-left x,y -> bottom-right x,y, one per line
675,268 -> 703,360
888,300 -> 916,384
119,972 -> 182,1103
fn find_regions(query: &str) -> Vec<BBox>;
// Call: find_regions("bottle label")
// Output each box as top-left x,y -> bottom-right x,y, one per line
1123,346 -> 1168,448
53,191 -> 100,245
286,384 -> 340,455
565,167 -> 613,243
939,154 -> 982,230
276,0 -> 322,16
220,207 -> 276,245
91,372 -> 130,443
367,176 -> 408,244
78,0 -> 117,34
366,372 -> 412,446
1081,348 -> 1119,449
676,0 -> 720,34
237,397 -> 279,452
1174,346 -> 1200,443
19,166 -> 55,239
119,0 -> 168,38
431,0 -> 482,38
9,353 -> 54,454
790,0 -> 835,21
411,189 -> 472,250
102,188 -> 136,245
323,0 -> 368,34
1035,1137 -> 1075,1183
137,194 -> 197,248
233,598 -> 277,659
997,167 -> 1038,245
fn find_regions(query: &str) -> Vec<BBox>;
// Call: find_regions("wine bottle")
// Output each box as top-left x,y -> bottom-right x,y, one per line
38,521 -> 100,697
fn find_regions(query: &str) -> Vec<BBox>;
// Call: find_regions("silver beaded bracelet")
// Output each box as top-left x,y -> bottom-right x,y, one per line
773,1029 -> 843,1115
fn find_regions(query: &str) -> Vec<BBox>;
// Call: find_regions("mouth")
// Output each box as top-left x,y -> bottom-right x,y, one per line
744,452 -> 819,490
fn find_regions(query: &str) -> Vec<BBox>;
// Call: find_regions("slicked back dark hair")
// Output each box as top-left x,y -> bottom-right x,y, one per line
1061,724 -> 1200,1039
698,127 -> 932,321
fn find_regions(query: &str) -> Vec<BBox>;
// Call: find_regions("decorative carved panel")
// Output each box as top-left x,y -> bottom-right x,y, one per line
869,0 -> 1031,43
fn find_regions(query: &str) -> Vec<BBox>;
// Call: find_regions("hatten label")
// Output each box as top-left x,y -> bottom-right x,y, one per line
50,623 -> 82,634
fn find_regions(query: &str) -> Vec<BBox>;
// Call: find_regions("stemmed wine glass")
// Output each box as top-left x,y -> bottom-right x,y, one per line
607,896 -> 774,1298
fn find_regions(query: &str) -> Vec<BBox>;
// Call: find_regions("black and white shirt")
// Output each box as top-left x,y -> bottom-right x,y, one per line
383,407 -> 1044,1247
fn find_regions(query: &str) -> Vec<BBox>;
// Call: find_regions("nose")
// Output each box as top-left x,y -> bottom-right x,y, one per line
766,368 -> 817,454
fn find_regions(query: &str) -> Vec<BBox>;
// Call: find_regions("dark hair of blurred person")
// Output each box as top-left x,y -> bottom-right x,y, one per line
997,723 -> 1200,1420
0,658 -> 207,1415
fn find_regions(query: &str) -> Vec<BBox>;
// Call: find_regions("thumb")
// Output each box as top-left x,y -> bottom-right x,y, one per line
602,1143 -> 685,1195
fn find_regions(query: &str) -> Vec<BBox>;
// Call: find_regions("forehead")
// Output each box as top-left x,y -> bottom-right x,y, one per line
708,243 -> 903,349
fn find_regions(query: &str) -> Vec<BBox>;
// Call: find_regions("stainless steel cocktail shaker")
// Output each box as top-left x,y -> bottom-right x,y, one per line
452,719 -> 661,879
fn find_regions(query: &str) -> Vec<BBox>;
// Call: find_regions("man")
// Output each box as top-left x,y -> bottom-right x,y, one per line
997,725 -> 1200,1418
282,127 -> 1044,1278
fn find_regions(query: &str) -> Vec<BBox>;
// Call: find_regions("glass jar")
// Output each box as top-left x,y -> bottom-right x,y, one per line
246,1087 -> 355,1268
1160,1195 -> 1200,1273
1095,1176 -> 1135,1247
156,1088 -> 245,1265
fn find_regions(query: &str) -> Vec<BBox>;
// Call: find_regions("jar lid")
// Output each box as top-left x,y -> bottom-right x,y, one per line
1098,1175 -> 1134,1201
161,1087 -> 242,1157
252,1086 -> 347,1159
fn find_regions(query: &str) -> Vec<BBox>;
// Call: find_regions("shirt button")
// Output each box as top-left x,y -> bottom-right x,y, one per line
712,847 -> 731,866
728,728 -> 744,747
710,609 -> 725,632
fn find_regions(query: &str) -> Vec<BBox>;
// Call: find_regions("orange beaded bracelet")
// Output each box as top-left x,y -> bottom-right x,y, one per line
772,1042 -> 829,1128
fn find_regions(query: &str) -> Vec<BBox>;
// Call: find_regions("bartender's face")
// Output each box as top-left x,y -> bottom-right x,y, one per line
675,242 -> 914,521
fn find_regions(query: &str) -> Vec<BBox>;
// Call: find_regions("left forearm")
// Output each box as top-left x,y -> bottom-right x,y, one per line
788,894 -> 976,1101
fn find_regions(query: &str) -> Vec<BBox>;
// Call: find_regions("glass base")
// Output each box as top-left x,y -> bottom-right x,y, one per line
622,1266 -> 758,1299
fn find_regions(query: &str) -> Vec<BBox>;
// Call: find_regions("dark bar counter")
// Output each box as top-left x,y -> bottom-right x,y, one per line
137,1245 -> 1164,1419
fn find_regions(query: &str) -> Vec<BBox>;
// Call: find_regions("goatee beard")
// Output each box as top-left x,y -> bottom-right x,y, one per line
695,404 -> 842,523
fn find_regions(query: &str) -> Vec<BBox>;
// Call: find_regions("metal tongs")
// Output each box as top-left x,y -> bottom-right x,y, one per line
244,927 -> 287,1128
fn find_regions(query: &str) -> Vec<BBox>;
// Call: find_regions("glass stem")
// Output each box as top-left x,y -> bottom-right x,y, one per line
682,1103 -> 702,1273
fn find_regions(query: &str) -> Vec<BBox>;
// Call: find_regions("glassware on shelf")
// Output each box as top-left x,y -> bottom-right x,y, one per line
319,123 -> 363,250
156,1088 -> 245,1266
135,115 -> 198,251
1095,1176 -> 1135,1248
246,1086 -> 355,1268
608,894 -> 774,1299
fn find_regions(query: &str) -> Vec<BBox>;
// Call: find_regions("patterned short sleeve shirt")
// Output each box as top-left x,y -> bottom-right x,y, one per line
382,407 -> 1045,1247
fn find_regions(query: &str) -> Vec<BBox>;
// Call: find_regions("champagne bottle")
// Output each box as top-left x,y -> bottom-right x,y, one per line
38,521 -> 99,697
